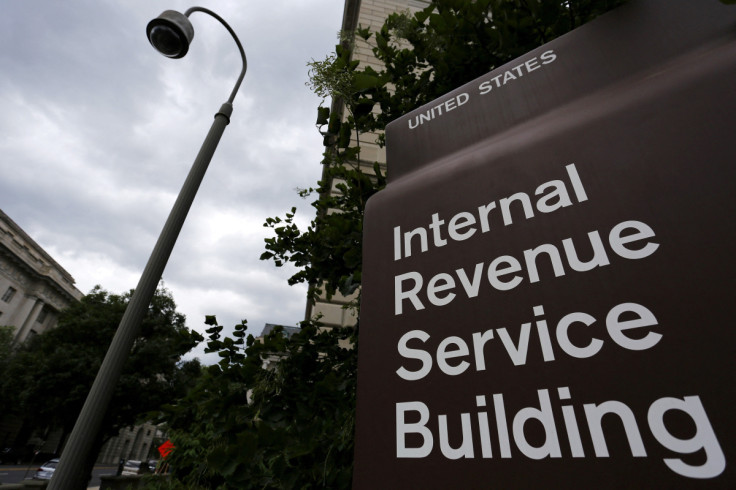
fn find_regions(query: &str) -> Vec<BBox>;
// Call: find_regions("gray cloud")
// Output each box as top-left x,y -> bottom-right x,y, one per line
0,0 -> 344,361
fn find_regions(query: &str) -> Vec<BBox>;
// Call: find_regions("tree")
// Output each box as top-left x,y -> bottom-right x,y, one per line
0,325 -> 14,417
0,286 -> 202,469
156,1 -> 629,487
150,318 -> 355,489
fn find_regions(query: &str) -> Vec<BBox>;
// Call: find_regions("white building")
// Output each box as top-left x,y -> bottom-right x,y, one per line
97,422 -> 165,465
0,209 -> 83,342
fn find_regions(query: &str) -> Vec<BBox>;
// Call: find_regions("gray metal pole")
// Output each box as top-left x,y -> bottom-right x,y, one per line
47,103 -> 233,490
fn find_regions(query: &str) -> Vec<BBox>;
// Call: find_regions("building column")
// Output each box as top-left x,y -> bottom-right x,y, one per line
12,297 -> 44,343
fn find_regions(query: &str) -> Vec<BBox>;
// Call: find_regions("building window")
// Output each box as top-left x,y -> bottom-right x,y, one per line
36,306 -> 49,324
2,287 -> 16,303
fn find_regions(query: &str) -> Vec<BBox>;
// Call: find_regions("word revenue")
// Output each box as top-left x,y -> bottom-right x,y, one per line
396,388 -> 725,479
393,163 -> 588,262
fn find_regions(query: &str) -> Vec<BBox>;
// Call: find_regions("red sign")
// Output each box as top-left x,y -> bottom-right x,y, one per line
157,440 -> 175,460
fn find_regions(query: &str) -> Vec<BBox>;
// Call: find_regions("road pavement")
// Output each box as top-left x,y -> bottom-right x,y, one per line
0,464 -> 116,488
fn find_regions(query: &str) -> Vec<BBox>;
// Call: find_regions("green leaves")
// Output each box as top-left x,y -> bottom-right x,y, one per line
316,106 -> 330,125
261,142 -> 385,302
155,317 -> 357,489
352,73 -> 380,92
0,285 -> 203,468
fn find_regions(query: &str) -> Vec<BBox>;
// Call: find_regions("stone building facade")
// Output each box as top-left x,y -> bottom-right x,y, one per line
257,323 -> 302,369
306,0 -> 429,327
97,422 -> 165,465
0,209 -> 83,342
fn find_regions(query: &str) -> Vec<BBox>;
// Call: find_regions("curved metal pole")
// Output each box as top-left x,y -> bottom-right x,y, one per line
48,9 -> 245,490
185,6 -> 247,104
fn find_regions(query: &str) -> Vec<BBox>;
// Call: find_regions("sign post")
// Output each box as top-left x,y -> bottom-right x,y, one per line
353,0 -> 736,487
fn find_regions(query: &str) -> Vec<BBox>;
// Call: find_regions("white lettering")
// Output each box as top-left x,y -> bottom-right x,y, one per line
397,401 -> 433,457
437,336 -> 470,376
396,330 -> 432,381
395,271 -> 424,315
448,212 -> 477,241
606,302 -> 661,351
648,396 -> 726,478
427,273 -> 456,307
609,220 -> 660,260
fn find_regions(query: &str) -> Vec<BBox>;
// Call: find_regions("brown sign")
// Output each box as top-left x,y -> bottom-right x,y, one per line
353,0 -> 736,488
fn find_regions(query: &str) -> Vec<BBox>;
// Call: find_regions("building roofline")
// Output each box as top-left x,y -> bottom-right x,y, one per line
0,209 -> 83,303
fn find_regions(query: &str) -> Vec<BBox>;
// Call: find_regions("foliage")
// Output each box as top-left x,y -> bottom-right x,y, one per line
262,39 -> 386,304
159,1 -> 629,488
0,324 -> 12,364
358,0 -> 627,142
0,286 -> 203,453
0,325 -> 14,415
149,318 -> 356,489
262,0 -> 627,299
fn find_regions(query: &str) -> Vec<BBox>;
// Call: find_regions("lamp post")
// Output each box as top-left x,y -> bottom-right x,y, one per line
48,8 -> 246,489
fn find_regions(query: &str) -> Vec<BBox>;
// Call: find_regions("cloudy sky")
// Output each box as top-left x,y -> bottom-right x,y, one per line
0,0 -> 345,361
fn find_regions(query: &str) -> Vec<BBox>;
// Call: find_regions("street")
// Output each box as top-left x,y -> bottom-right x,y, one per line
0,464 -> 116,488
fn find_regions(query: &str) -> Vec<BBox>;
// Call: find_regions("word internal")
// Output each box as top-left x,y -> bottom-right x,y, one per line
393,163 -> 588,262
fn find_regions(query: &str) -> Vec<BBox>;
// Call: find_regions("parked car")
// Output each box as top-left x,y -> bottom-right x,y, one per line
33,459 -> 59,480
122,459 -> 142,475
